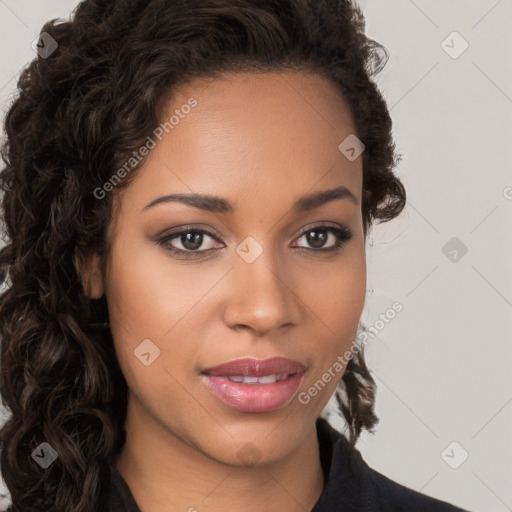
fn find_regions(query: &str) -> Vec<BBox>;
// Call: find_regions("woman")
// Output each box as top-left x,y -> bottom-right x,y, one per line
0,1 -> 472,511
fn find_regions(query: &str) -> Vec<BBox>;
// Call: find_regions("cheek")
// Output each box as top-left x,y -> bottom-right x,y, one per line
105,233 -> 210,336
297,243 -> 366,400
103,242 -> 203,419
103,235 -> 220,382
303,243 -> 366,339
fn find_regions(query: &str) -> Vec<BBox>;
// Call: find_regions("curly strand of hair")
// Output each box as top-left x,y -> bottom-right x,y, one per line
336,344 -> 380,447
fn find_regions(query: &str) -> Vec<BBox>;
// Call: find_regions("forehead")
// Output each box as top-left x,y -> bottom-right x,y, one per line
170,69 -> 358,161
114,70 -> 362,219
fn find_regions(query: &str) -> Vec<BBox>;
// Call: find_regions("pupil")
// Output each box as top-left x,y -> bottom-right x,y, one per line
182,232 -> 203,250
307,230 -> 327,248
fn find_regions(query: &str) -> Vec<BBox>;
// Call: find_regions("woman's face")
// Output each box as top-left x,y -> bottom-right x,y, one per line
97,70 -> 366,465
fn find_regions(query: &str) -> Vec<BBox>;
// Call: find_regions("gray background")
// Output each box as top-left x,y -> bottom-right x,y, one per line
0,1 -> 511,511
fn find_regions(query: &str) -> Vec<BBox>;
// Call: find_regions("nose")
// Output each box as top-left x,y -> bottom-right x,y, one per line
222,245 -> 302,336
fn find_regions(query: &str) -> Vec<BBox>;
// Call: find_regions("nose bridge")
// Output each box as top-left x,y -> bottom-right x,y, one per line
224,236 -> 299,334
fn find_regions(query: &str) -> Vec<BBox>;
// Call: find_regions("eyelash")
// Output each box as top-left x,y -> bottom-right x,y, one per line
156,224 -> 353,259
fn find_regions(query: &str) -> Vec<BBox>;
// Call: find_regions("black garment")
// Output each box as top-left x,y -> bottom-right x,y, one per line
107,418 -> 472,512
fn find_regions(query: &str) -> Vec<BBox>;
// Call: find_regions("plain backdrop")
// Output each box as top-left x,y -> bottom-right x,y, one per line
0,1 -> 511,511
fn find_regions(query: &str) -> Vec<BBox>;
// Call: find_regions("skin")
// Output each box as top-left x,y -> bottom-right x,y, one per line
83,69 -> 366,512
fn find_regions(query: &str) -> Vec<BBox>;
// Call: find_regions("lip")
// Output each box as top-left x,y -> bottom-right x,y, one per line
202,356 -> 306,377
201,357 -> 306,413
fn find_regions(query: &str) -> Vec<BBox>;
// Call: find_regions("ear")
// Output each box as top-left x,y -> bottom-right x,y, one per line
74,247 -> 105,299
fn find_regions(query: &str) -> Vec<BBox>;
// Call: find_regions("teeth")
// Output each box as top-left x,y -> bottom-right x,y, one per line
258,374 -> 277,384
226,373 -> 289,384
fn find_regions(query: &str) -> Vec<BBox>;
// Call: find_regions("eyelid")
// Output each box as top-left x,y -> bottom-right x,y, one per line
156,224 -> 224,242
158,221 -> 348,240
294,221 -> 346,238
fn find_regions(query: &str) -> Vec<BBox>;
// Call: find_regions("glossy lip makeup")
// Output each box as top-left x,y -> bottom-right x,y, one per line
201,357 -> 306,412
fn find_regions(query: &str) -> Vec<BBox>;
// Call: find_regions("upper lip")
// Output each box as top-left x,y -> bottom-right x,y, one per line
202,357 -> 306,377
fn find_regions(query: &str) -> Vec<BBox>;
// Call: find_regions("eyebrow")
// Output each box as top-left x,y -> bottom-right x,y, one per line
142,185 -> 358,214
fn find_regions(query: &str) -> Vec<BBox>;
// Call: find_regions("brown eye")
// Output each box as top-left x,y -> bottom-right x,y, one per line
294,226 -> 353,251
302,229 -> 329,249
158,228 -> 221,257
179,231 -> 206,251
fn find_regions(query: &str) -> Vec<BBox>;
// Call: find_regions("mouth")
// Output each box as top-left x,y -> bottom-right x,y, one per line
201,357 -> 306,413
223,373 -> 293,384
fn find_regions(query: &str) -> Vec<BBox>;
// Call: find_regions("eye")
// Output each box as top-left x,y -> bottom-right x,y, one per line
292,225 -> 353,252
156,224 -> 353,259
157,227 -> 221,257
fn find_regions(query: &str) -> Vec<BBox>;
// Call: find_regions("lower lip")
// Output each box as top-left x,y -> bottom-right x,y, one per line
201,373 -> 305,413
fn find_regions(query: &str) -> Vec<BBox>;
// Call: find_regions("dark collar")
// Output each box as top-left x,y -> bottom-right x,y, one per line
312,417 -> 374,511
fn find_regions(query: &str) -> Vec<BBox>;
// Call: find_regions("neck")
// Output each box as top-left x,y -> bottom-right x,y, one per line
115,396 -> 325,512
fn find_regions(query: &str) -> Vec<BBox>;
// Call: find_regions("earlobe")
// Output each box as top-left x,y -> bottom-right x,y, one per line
74,248 -> 105,299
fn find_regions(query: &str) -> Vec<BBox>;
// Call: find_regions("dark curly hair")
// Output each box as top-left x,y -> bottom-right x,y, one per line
0,0 -> 405,510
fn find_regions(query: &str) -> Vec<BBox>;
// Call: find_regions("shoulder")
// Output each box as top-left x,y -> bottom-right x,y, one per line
364,464 -> 471,512
315,418 -> 473,512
